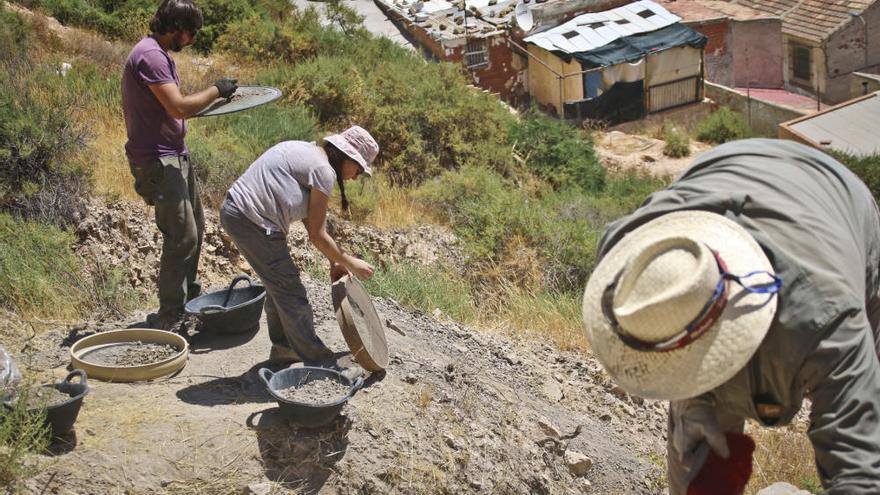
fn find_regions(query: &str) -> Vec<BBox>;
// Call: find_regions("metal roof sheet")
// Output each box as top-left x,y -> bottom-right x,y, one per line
524,0 -> 681,54
787,92 -> 880,156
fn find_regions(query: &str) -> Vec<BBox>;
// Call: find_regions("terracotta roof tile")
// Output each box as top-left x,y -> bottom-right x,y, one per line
733,0 -> 873,42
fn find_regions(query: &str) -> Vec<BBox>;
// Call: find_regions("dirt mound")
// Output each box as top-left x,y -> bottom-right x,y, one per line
20,272 -> 667,494
74,197 -> 464,294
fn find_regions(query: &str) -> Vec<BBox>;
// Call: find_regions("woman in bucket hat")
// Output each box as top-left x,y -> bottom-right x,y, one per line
583,139 -> 880,494
220,126 -> 378,368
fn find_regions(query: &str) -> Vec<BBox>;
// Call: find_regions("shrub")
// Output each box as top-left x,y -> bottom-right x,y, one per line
663,125 -> 691,158
0,45 -> 90,227
0,214 -> 140,318
508,111 -> 605,192
363,260 -> 474,322
833,152 -> 880,202
215,13 -> 317,64
0,382 -> 51,491
695,106 -> 751,144
0,9 -> 32,60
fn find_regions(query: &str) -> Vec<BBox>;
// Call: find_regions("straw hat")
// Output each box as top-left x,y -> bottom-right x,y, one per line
582,211 -> 778,401
324,126 -> 379,177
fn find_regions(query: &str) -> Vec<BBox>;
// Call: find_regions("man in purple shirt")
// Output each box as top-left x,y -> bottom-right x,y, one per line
122,0 -> 237,331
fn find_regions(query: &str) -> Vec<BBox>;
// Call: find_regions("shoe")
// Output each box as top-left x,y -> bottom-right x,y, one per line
145,312 -> 184,331
269,344 -> 303,363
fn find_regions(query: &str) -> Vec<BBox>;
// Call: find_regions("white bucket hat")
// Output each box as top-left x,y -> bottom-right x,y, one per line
324,125 -> 379,177
582,211 -> 780,401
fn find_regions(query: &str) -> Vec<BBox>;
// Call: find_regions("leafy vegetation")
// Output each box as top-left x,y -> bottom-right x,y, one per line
662,125 -> 690,158
834,152 -> 880,202
695,106 -> 751,144
0,382 -> 51,492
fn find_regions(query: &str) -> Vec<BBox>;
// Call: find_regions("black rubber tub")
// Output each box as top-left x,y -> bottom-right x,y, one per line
4,369 -> 89,437
186,275 -> 266,334
258,366 -> 363,428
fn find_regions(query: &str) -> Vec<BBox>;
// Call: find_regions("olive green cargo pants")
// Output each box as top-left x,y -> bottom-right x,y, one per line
128,154 -> 204,324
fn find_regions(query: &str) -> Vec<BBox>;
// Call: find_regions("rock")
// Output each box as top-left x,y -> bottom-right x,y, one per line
443,433 -> 460,450
537,417 -> 561,439
541,379 -> 564,402
242,482 -> 272,495
756,482 -> 813,495
564,450 -> 593,477
575,478 -> 592,493
432,308 -> 443,318
403,373 -> 418,384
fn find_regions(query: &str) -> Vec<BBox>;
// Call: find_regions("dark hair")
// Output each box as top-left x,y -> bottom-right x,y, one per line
149,0 -> 203,35
323,142 -> 350,213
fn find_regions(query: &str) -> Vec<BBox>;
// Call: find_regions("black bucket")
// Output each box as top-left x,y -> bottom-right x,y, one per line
186,275 -> 266,334
258,367 -> 363,428
4,370 -> 89,437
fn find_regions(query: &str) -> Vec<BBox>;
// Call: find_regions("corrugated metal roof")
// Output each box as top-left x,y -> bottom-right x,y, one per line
787,92 -> 880,156
524,0 -> 681,54
732,0 -> 873,42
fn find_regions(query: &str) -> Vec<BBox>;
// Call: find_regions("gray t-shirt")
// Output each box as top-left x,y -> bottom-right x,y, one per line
227,141 -> 336,234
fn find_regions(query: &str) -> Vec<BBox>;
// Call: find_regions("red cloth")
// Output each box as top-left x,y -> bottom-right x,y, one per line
687,433 -> 755,495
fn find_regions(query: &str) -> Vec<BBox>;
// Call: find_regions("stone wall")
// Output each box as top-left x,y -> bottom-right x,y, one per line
705,82 -> 807,137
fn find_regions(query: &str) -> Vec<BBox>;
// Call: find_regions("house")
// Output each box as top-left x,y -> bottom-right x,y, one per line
523,0 -> 707,123
779,90 -> 880,156
731,0 -> 880,104
655,0 -> 783,89
374,0 -> 631,102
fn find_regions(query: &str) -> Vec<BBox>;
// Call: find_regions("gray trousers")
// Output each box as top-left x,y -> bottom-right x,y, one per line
219,198 -> 334,363
129,155 -> 204,320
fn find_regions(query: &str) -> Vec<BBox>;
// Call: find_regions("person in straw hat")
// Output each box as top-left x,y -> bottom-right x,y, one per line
220,126 -> 378,372
582,139 -> 880,494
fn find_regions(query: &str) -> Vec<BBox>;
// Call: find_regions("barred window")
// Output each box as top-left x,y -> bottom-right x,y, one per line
464,39 -> 488,69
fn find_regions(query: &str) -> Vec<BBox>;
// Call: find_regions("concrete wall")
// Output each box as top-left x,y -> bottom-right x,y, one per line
688,17 -> 782,89
705,81 -> 808,136
526,44 -> 584,114
852,72 -> 880,96
731,19 -> 783,88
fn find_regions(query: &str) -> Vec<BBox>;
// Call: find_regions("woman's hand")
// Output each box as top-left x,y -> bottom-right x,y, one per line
344,256 -> 375,281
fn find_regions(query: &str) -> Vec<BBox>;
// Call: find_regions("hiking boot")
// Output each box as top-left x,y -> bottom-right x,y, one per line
145,312 -> 184,332
269,344 -> 303,363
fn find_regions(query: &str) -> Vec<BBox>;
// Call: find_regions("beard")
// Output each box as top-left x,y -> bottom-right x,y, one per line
170,32 -> 186,52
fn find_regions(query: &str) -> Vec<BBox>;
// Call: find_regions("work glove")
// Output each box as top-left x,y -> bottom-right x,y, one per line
687,433 -> 754,495
670,396 -> 731,469
214,78 -> 238,99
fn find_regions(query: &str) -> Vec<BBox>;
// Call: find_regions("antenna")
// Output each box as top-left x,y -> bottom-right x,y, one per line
515,2 -> 534,32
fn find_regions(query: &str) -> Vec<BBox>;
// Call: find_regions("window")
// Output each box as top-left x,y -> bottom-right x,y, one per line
563,31 -> 579,39
615,19 -> 630,25
637,9 -> 654,18
792,44 -> 812,81
464,39 -> 488,69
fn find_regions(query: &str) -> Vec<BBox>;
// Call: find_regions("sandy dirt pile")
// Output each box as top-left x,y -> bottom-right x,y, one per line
12,197 -> 669,494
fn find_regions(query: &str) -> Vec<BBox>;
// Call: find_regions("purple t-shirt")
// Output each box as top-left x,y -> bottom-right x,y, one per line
121,36 -> 187,163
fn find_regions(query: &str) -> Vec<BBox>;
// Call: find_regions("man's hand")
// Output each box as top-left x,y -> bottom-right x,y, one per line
330,262 -> 348,283
214,78 -> 238,99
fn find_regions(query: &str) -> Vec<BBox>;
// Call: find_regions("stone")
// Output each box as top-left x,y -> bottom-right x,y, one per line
443,433 -> 460,450
575,478 -> 592,493
242,482 -> 272,495
403,373 -> 418,384
755,482 -> 813,495
537,417 -> 562,439
564,450 -> 593,477
541,379 -> 564,402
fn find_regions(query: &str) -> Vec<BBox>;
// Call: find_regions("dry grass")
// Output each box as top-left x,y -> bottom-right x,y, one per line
746,422 -> 822,494
347,175 -> 439,229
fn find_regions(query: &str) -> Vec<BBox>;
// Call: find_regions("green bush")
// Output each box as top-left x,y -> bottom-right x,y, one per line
663,125 -> 690,158
0,9 -> 32,60
0,38 -> 90,227
833,152 -> 880,202
0,382 -> 51,491
695,107 -> 751,144
0,214 -> 142,318
508,111 -> 605,192
363,260 -> 474,322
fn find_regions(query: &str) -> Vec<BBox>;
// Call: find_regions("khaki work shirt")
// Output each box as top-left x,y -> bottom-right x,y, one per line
598,139 -> 880,494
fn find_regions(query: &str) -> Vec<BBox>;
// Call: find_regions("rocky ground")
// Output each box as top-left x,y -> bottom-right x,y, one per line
10,197 -> 669,494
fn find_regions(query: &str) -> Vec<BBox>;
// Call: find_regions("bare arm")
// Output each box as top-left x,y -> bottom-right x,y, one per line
303,188 -> 374,280
148,82 -> 219,119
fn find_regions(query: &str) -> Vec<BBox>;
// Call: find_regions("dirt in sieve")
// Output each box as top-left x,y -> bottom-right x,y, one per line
82,341 -> 179,367
276,377 -> 350,405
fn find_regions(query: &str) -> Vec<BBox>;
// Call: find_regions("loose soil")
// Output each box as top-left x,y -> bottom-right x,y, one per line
19,386 -> 71,409
276,377 -> 351,405
81,342 -> 180,367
